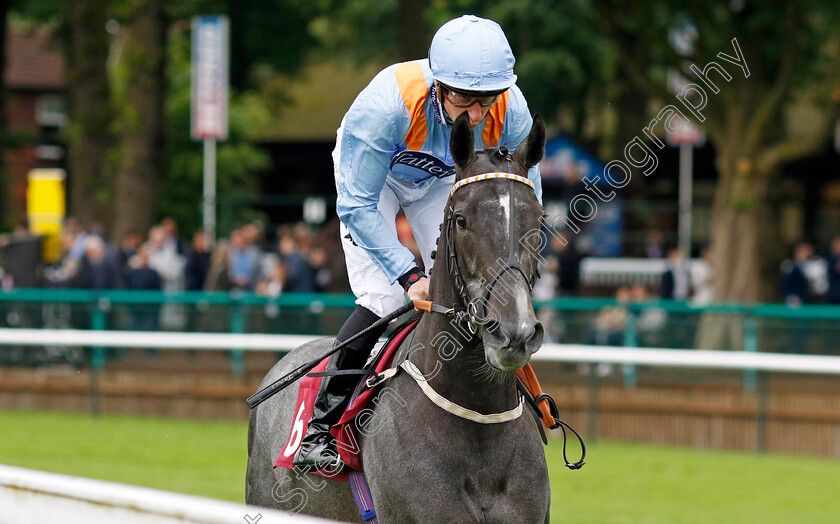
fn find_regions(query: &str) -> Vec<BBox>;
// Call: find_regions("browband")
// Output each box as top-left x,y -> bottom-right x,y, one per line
450,172 -> 534,196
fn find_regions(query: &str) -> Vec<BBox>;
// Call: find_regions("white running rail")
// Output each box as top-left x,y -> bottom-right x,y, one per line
1,328 -> 840,375
0,464 -> 337,524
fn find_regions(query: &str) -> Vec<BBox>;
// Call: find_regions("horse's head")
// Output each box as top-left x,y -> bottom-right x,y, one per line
443,112 -> 546,372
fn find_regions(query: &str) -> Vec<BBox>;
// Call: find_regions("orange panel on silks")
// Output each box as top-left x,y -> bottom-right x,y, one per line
394,62 -> 429,151
395,62 -> 510,150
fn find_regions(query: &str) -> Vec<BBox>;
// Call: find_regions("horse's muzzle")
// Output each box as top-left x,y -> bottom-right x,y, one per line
483,319 -> 544,371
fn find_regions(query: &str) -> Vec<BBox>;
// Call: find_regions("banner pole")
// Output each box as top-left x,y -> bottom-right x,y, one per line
203,138 -> 216,245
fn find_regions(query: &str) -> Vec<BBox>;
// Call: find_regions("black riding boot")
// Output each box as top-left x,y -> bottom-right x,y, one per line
292,305 -> 386,470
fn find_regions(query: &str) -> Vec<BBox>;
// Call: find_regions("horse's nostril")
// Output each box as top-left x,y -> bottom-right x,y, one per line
526,322 -> 544,353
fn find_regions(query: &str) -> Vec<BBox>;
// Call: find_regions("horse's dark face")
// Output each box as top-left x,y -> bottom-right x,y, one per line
446,112 -> 546,372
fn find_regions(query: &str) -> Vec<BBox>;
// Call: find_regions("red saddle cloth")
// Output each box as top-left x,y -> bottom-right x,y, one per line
273,319 -> 419,480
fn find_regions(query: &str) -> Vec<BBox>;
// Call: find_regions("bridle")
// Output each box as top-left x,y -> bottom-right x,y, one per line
444,151 -> 539,334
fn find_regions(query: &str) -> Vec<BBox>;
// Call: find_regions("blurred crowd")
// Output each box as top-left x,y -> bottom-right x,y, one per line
38,216 -> 349,298
4,217 -> 840,310
2,216 -> 840,359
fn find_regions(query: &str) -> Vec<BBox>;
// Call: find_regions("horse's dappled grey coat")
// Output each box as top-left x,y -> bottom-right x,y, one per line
247,112 -> 551,523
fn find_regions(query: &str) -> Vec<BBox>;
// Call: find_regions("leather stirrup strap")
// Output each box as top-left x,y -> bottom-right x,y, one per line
516,364 -> 555,429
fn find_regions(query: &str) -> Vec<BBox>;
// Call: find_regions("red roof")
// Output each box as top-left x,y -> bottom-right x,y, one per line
5,28 -> 65,90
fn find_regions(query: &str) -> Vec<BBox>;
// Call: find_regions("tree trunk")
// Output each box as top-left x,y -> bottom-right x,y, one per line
695,126 -> 768,349
709,159 -> 767,304
0,1 -> 10,230
111,0 -> 166,242
64,0 -> 113,227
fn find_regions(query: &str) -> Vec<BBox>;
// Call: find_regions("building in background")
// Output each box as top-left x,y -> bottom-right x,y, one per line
4,28 -> 67,227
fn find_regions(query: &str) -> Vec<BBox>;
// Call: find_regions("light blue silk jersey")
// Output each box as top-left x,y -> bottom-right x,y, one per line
334,59 -> 542,285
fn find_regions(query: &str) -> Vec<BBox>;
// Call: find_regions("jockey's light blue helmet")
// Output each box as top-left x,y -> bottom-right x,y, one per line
428,15 -> 517,93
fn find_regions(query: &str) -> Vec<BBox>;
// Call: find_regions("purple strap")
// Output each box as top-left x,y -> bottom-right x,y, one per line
349,470 -> 378,523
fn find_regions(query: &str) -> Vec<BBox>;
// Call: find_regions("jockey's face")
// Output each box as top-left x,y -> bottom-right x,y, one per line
437,82 -> 495,128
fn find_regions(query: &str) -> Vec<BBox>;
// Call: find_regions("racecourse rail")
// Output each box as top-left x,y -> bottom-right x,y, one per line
2,330 -> 839,520
2,327 -> 840,375
0,464 -> 337,524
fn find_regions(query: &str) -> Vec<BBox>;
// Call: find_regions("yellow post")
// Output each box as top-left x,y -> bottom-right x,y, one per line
26,169 -> 66,263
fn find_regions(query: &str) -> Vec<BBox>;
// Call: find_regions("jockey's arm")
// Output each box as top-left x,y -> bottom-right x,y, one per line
335,88 -> 419,286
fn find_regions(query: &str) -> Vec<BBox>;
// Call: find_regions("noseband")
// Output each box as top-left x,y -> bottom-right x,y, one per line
445,166 -> 537,334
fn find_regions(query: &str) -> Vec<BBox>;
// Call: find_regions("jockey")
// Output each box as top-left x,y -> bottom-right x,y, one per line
293,14 -> 543,470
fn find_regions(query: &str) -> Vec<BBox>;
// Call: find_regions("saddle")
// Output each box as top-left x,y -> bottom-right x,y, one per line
273,314 -> 582,480
273,315 -> 421,479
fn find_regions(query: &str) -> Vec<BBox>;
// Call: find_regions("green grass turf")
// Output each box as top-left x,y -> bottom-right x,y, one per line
0,410 -> 246,502
1,409 -> 839,523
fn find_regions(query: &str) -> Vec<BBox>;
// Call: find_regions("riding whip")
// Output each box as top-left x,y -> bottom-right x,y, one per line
246,301 -> 416,409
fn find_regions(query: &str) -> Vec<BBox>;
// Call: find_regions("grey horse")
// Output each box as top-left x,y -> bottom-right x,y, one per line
247,111 -> 550,523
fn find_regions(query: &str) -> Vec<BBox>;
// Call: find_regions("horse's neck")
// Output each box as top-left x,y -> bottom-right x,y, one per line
408,279 -> 520,415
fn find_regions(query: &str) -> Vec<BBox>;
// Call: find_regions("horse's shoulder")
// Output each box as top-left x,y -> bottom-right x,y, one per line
390,319 -> 425,365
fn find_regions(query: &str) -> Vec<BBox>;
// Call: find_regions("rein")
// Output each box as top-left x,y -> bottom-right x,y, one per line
412,166 -> 586,469
445,166 -> 536,333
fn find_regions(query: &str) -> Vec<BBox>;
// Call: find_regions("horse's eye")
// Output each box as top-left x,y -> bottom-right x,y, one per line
454,213 -> 467,229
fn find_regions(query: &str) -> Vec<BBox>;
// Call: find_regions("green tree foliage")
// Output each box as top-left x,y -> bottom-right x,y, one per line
596,0 -> 839,304
7,0 -> 312,238
166,0 -> 317,88
308,0 -> 429,64
429,1 -> 615,140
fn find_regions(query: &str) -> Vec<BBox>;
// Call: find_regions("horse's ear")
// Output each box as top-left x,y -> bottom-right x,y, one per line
450,112 -> 476,170
513,113 -> 546,170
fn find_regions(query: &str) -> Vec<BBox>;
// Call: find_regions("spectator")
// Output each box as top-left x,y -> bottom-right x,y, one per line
125,245 -> 162,357
64,218 -> 90,262
242,221 -> 275,285
780,242 -> 813,306
278,232 -> 315,293
554,234 -> 582,296
644,231 -> 665,259
146,225 -> 184,284
160,217 -> 186,255
73,236 -> 124,290
309,247 -> 332,293
146,225 -> 186,330
691,248 -> 715,305
242,221 -> 267,251
661,248 -> 691,300
45,218 -> 87,284
204,241 -> 233,291
228,228 -> 259,290
532,252 -> 560,343
587,286 -> 631,346
630,283 -> 667,346
310,218 -> 350,293
827,236 -> 840,304
185,231 -> 212,291
118,230 -> 144,270
256,259 -> 289,337
256,259 -> 286,298
126,245 -> 162,292
780,242 -> 814,354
